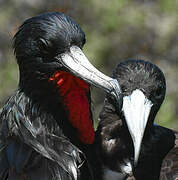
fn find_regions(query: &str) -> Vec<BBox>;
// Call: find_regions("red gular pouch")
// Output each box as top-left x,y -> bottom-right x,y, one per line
49,71 -> 95,144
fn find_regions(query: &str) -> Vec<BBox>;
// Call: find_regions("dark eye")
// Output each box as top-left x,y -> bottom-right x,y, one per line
37,38 -> 55,62
37,38 -> 49,51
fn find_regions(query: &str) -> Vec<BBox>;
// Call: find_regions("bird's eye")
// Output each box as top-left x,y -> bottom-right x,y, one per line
37,38 -> 54,62
37,38 -> 48,51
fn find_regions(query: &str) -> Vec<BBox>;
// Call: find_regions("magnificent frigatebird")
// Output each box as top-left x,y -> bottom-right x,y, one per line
96,59 -> 176,180
0,12 -> 122,180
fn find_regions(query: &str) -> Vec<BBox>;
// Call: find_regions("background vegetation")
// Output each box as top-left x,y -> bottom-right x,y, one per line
0,0 -> 178,129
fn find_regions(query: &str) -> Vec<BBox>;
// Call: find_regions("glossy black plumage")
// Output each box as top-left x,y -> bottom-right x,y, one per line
0,12 -> 95,180
160,131 -> 178,179
96,60 -> 176,180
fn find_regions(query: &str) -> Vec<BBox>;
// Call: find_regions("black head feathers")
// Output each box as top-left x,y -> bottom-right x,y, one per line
112,59 -> 166,113
13,12 -> 86,61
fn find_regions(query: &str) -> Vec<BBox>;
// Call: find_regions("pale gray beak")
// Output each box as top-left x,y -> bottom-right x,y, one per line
122,89 -> 153,165
59,46 -> 122,109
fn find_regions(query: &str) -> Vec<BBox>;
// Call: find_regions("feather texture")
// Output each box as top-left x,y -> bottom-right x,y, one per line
160,131 -> 178,179
0,90 -> 87,180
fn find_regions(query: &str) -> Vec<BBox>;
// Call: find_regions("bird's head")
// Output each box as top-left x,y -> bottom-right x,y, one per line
13,12 -> 122,103
112,59 -> 166,165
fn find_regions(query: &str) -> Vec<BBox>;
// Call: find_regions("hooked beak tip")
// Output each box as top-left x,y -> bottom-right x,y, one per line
109,79 -> 123,111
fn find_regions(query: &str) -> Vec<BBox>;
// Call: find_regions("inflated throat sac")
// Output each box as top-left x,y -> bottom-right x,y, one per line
49,71 -> 95,144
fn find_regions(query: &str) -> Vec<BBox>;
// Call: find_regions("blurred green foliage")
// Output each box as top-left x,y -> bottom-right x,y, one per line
0,0 -> 178,129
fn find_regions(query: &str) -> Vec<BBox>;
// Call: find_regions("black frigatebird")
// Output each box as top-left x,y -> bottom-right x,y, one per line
96,59 -> 176,180
0,12 -> 122,180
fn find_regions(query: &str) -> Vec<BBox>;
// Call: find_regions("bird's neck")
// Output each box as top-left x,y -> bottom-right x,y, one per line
19,67 -> 95,145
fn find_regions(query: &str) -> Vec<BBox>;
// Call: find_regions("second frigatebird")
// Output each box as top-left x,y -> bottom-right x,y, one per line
96,59 -> 176,180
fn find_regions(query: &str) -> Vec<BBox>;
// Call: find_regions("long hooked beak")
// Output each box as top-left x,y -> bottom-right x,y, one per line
122,89 -> 153,165
58,46 -> 123,110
